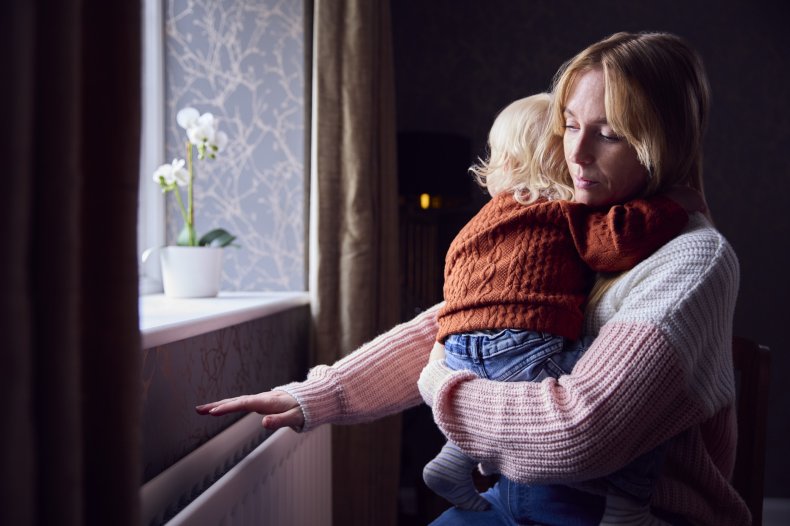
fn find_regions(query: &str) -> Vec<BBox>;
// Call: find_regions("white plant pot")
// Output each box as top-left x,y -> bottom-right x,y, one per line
160,246 -> 224,298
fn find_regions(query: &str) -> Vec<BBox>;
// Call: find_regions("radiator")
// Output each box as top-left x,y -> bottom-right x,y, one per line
141,414 -> 332,526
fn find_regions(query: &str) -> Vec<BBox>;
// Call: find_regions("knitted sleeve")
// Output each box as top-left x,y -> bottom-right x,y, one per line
274,303 -> 442,432
560,195 -> 688,272
421,217 -> 739,485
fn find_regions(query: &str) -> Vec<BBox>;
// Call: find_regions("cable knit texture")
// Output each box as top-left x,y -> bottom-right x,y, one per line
437,193 -> 687,341
275,214 -> 749,526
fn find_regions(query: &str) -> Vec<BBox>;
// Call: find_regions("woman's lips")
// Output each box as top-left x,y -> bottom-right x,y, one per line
574,176 -> 598,189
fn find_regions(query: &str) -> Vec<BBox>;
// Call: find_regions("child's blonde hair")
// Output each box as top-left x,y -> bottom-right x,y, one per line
470,93 -> 570,204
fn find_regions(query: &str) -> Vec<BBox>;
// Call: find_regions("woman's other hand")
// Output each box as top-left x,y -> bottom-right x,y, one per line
419,342 -> 451,407
195,390 -> 304,430
429,342 -> 446,363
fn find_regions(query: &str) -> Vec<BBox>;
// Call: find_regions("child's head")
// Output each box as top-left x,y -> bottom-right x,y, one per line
471,93 -> 568,203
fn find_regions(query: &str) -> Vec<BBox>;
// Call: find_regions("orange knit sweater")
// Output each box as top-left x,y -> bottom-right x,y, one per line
437,193 -> 687,342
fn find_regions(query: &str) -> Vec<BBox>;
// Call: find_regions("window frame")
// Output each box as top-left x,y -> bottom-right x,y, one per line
138,0 -> 166,295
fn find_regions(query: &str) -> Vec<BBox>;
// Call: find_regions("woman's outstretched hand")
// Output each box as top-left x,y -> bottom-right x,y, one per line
195,390 -> 304,430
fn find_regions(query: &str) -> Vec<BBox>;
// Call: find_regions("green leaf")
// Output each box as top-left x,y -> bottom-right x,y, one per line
177,225 -> 197,246
199,228 -> 238,248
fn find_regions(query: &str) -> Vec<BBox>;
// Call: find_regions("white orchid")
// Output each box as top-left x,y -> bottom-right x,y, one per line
214,129 -> 229,151
177,106 -> 228,159
153,158 -> 189,187
176,106 -> 200,129
152,106 -> 237,248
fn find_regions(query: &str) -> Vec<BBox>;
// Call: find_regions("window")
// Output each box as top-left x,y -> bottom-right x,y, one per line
137,0 -> 306,295
138,0 -> 166,294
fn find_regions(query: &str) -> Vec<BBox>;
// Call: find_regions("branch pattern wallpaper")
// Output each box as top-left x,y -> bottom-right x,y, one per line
164,0 -> 305,291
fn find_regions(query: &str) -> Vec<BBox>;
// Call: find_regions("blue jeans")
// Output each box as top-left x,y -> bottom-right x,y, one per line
444,329 -> 583,383
429,476 -> 691,525
430,477 -> 605,525
437,329 -> 667,519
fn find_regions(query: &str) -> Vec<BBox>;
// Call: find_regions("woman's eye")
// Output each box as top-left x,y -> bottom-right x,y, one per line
599,131 -> 622,142
563,123 -> 579,131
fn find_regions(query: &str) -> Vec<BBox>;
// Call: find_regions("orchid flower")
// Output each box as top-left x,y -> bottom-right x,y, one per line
153,158 -> 189,187
178,107 -> 228,159
152,107 -> 237,248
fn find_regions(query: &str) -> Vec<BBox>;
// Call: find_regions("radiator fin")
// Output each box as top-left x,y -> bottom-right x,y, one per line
141,414 -> 331,526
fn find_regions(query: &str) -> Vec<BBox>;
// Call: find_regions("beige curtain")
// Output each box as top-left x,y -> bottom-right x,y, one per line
308,0 -> 402,523
1,1 -> 141,524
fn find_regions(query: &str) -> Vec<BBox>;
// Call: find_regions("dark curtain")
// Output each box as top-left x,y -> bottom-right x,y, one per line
308,0 -> 402,523
1,1 -> 141,524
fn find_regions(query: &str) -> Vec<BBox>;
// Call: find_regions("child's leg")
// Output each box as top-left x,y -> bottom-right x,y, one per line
423,441 -> 490,511
428,329 -> 571,512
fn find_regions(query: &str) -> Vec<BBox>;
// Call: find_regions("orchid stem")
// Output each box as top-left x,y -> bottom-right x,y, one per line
186,141 -> 196,246
173,186 -> 189,230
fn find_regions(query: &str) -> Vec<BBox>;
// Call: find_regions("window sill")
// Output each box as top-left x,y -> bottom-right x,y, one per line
139,291 -> 310,349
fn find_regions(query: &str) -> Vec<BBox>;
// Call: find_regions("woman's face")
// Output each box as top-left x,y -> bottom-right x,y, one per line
563,68 -> 649,207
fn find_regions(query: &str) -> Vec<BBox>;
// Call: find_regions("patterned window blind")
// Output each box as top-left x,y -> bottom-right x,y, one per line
164,0 -> 305,291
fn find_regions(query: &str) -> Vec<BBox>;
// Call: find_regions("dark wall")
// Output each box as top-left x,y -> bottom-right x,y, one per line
392,0 -> 790,497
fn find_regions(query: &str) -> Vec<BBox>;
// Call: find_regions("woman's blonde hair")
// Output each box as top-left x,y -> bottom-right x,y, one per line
544,31 -> 711,199
542,32 -> 713,312
471,93 -> 572,203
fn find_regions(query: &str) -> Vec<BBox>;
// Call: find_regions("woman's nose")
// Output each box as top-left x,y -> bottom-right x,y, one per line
567,131 -> 594,165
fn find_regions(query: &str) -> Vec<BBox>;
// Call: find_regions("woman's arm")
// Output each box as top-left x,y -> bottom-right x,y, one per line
420,218 -> 739,485
199,302 -> 442,432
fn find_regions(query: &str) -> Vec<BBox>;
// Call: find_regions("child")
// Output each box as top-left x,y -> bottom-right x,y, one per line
422,93 -> 699,511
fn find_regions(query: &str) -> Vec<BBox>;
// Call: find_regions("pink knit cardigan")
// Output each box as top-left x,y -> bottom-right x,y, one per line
277,215 -> 750,526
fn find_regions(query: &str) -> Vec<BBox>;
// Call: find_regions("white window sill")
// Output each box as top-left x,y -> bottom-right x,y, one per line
139,291 -> 310,349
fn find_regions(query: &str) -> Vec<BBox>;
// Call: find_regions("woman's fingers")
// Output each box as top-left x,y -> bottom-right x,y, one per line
261,406 -> 305,430
195,391 -> 305,430
195,397 -> 240,414
195,391 -> 301,421
206,397 -> 254,415
429,341 -> 446,362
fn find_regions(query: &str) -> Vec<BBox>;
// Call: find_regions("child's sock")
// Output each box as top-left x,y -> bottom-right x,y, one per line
423,441 -> 490,511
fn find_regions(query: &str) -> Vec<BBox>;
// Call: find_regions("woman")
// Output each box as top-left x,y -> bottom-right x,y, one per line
197,32 -> 748,525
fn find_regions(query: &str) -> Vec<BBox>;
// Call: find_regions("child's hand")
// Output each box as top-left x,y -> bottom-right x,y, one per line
664,186 -> 707,214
